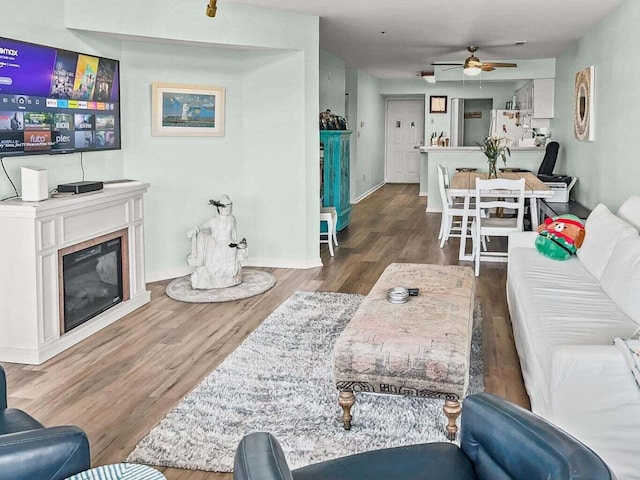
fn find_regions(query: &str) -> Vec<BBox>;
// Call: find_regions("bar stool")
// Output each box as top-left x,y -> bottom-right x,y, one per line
320,206 -> 338,256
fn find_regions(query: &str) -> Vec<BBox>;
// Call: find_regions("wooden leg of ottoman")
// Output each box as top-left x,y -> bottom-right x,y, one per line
338,390 -> 356,430
443,399 -> 462,440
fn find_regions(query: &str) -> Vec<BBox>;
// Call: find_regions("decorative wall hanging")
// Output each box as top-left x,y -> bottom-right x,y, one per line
429,96 -> 447,114
574,66 -> 595,141
151,82 -> 225,137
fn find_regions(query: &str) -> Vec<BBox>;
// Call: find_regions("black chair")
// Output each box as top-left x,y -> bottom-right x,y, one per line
0,365 -> 90,480
537,141 -> 572,185
233,393 -> 614,480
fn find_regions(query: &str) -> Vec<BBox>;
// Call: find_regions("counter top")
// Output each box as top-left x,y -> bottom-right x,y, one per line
420,146 -> 544,153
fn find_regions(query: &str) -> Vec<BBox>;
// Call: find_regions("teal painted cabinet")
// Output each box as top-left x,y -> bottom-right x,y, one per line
320,130 -> 352,231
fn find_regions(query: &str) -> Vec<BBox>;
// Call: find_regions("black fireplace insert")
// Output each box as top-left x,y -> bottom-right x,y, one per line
62,236 -> 123,332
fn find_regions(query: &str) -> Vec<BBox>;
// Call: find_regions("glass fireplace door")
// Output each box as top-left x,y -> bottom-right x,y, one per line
62,236 -> 124,332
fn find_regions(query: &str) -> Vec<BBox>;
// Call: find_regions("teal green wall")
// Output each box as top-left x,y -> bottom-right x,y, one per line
552,0 -> 638,210
1,0 -> 321,280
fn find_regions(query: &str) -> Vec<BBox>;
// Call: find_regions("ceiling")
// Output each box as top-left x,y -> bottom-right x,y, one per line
223,0 -> 625,79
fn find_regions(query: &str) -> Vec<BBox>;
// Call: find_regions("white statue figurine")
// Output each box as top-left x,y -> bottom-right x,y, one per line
186,194 -> 248,289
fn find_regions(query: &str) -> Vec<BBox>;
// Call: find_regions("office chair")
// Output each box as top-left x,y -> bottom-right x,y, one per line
537,141 -> 572,184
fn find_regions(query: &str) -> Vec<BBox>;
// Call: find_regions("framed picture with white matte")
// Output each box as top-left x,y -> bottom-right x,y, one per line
151,82 -> 225,137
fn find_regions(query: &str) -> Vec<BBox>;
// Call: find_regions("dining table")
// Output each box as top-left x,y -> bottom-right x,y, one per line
449,171 -> 553,261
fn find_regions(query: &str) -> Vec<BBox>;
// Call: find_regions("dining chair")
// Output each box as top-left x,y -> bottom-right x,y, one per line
472,177 -> 525,276
437,164 -> 470,248
437,165 -> 488,252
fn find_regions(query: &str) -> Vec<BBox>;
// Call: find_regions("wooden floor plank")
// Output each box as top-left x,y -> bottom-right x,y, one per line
1,183 -> 528,479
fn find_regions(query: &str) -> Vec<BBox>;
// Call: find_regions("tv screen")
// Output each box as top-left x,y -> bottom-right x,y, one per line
0,37 -> 121,157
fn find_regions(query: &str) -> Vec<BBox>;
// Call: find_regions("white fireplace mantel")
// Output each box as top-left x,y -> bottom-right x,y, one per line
0,182 -> 151,365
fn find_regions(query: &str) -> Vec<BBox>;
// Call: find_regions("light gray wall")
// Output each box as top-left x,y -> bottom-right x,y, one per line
353,71 -> 386,199
552,0 -> 639,210
378,79 -> 518,141
319,50 -> 346,117
463,99 -> 493,146
346,68 -> 359,201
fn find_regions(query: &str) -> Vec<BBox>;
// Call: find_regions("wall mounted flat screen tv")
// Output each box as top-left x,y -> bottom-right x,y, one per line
0,37 -> 121,157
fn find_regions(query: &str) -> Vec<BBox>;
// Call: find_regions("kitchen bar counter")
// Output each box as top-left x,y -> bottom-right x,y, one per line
421,147 -> 546,212
420,146 -> 544,153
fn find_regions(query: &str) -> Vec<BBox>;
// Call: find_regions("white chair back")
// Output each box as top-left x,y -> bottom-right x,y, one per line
475,178 -> 526,228
473,177 -> 526,276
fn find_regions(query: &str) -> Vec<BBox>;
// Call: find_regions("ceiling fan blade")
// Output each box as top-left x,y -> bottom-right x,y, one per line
431,62 -> 463,66
442,66 -> 462,72
481,65 -> 496,72
482,62 -> 517,68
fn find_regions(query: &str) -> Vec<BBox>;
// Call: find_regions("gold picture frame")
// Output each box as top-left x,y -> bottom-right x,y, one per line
429,95 -> 447,114
151,82 -> 225,137
574,66 -> 594,141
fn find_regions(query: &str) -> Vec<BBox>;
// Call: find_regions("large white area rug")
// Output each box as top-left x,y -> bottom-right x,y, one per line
127,291 -> 484,472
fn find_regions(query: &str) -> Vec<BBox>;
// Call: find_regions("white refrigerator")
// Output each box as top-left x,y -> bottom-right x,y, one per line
489,110 -> 525,144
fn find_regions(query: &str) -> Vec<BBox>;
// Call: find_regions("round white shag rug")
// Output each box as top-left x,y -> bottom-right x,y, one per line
165,269 -> 276,303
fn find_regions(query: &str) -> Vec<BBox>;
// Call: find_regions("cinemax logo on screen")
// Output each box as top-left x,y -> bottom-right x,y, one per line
0,48 -> 18,57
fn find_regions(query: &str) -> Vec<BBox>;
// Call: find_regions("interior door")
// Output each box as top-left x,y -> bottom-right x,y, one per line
385,99 -> 424,183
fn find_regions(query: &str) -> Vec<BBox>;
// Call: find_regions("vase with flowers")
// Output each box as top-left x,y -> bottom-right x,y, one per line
477,135 -> 511,179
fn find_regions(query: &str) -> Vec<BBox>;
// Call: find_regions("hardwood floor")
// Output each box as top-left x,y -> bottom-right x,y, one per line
2,184 -> 529,479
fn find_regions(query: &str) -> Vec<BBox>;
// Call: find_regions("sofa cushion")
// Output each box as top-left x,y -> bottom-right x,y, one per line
601,234 -> 640,326
616,195 -> 640,232
507,247 -> 639,412
576,204 -> 637,280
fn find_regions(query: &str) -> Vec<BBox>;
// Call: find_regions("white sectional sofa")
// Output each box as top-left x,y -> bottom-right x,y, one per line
507,196 -> 640,480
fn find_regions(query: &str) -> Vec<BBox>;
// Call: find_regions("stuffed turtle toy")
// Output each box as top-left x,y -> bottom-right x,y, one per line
535,214 -> 585,260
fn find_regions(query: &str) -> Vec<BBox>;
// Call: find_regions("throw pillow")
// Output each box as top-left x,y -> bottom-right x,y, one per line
535,214 -> 585,260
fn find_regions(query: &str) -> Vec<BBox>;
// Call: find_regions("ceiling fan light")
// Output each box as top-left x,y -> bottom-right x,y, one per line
463,66 -> 481,76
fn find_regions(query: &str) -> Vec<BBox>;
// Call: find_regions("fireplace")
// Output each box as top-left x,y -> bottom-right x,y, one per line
0,183 -> 149,364
58,229 -> 130,333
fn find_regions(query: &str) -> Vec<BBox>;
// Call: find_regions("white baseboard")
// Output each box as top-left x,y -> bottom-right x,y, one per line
244,257 -> 323,269
353,182 -> 385,204
426,207 -> 443,213
147,257 -> 323,282
419,191 -> 427,197
146,266 -> 194,283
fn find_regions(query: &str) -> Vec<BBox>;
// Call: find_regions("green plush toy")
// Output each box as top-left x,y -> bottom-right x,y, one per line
535,214 -> 585,260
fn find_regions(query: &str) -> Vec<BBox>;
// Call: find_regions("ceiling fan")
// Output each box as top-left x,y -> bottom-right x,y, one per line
432,46 -> 517,76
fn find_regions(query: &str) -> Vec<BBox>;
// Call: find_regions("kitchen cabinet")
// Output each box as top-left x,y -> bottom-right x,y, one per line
515,79 -> 555,120
320,130 -> 352,231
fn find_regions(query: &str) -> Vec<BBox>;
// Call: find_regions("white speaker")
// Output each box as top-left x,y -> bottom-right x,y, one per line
21,166 -> 49,202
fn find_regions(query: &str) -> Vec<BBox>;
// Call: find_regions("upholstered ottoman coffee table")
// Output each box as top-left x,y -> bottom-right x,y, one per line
333,263 -> 476,438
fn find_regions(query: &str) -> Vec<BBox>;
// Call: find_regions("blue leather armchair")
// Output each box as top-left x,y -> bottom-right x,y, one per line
0,365 -> 91,480
234,393 -> 614,480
